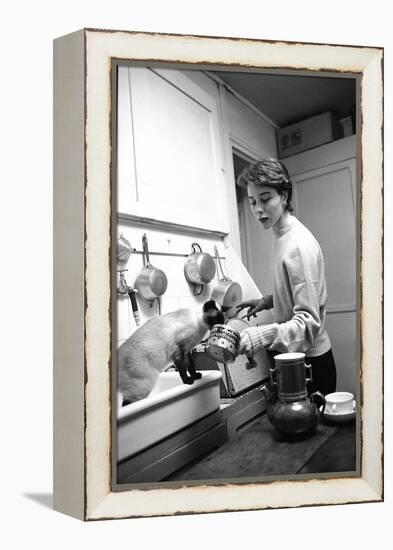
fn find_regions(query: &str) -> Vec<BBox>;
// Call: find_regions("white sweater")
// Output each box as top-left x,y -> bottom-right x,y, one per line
244,215 -> 331,357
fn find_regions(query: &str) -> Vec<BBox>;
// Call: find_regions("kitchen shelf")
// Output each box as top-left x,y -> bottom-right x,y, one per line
117,212 -> 228,239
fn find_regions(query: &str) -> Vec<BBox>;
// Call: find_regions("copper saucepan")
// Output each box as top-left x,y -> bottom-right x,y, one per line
184,242 -> 216,295
211,246 -> 243,308
134,234 -> 168,301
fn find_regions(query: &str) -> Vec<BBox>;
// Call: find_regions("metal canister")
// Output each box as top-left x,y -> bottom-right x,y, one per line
271,352 -> 310,402
206,324 -> 241,363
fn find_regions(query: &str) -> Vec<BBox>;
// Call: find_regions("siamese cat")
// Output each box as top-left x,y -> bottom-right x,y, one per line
118,300 -> 225,405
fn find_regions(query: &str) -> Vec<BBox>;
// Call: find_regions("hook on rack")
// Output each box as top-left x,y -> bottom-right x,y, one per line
118,271 -> 130,294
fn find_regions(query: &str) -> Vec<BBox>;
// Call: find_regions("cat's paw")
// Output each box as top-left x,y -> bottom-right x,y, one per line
193,372 -> 202,380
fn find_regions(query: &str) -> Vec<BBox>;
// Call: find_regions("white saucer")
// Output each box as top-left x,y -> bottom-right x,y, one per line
320,401 -> 357,424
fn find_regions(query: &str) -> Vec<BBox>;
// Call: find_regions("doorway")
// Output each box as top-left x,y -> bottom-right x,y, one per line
232,149 -> 252,269
231,148 -> 274,299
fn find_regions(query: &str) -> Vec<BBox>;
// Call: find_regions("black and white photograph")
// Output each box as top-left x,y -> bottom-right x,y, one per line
113,63 -> 359,486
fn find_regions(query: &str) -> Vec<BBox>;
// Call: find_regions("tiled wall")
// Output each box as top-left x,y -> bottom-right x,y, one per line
116,222 -> 270,347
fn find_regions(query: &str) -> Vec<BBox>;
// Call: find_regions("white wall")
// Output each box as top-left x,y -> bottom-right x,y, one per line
116,225 -> 230,342
116,223 -> 267,343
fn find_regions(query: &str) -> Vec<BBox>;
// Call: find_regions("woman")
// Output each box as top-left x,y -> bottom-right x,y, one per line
237,158 -> 336,396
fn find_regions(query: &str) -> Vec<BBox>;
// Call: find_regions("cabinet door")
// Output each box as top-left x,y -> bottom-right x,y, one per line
293,159 -> 356,312
117,66 -> 227,231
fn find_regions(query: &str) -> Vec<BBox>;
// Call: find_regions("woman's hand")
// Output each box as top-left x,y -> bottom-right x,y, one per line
238,325 -> 273,357
236,296 -> 271,320
238,330 -> 253,356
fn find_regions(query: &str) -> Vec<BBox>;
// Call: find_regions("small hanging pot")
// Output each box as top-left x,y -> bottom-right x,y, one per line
134,234 -> 168,301
184,242 -> 216,295
117,234 -> 134,270
211,246 -> 243,307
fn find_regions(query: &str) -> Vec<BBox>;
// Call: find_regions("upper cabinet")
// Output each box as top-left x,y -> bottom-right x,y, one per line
117,66 -> 228,232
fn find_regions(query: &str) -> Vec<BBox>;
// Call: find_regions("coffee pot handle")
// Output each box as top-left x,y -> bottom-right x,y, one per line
305,362 -> 313,384
269,367 -> 277,386
310,391 -> 326,414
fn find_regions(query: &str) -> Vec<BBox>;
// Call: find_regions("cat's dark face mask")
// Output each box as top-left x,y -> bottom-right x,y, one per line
202,300 -> 225,328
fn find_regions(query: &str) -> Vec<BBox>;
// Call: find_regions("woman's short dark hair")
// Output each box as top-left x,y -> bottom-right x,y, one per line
237,158 -> 294,212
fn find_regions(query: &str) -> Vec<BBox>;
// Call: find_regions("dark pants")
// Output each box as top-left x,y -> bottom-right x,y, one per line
306,348 -> 337,396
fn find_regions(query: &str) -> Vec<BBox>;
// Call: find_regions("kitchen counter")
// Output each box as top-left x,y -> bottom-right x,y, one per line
165,412 -> 357,481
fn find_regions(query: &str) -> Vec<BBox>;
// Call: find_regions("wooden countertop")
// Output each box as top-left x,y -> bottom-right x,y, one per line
166,412 -> 357,481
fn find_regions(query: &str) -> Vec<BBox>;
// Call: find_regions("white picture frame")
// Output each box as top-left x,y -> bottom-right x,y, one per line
53,28 -> 383,520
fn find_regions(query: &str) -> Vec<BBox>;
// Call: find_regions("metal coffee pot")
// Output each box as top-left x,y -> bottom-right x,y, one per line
261,352 -> 325,435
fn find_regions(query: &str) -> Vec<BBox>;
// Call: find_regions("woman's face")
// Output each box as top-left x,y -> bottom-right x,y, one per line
247,182 -> 287,230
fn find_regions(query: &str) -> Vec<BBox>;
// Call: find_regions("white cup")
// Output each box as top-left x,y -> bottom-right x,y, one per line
325,392 -> 354,414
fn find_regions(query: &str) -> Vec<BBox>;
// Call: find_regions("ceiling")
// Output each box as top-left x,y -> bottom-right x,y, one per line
212,70 -> 356,128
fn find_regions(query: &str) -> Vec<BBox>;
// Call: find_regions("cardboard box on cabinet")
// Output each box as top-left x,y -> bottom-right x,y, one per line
277,111 -> 343,158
